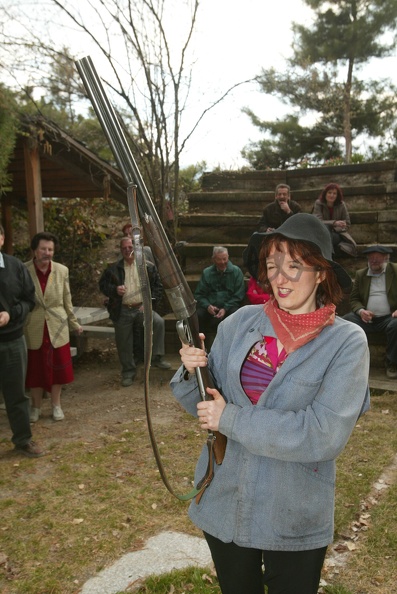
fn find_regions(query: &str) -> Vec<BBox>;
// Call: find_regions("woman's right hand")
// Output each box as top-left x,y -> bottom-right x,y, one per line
179,332 -> 208,375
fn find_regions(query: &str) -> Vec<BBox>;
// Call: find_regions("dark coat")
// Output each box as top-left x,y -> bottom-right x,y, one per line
349,263 -> 397,314
258,200 -> 301,232
99,258 -> 164,322
0,254 -> 35,342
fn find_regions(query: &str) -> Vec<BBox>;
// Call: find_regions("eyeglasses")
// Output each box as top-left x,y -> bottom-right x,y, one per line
266,252 -> 316,282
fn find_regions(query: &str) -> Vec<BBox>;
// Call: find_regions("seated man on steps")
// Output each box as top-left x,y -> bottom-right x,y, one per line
343,245 -> 397,379
99,236 -> 170,387
258,183 -> 301,232
194,246 -> 245,338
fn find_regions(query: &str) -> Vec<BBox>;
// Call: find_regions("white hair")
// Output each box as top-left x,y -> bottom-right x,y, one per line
212,246 -> 228,257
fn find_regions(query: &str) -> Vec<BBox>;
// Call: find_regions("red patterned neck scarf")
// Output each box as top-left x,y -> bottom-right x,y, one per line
263,297 -> 336,354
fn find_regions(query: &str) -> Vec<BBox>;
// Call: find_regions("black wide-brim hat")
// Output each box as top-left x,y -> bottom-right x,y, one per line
243,213 -> 352,291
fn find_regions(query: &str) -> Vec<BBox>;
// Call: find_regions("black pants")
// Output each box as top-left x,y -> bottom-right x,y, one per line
204,532 -> 327,594
197,306 -> 239,333
0,336 -> 32,447
343,312 -> 397,366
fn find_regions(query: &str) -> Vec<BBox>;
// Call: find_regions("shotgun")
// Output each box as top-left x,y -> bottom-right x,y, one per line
75,56 -> 226,501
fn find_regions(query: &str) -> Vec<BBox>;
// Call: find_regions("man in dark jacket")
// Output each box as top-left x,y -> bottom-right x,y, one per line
99,236 -> 170,386
0,224 -> 44,457
258,184 -> 301,232
344,245 -> 397,378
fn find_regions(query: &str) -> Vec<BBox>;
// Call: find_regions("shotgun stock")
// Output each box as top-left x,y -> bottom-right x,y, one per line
76,56 -> 226,472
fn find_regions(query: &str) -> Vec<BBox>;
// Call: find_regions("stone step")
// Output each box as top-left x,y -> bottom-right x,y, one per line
187,184 -> 397,214
200,160 -> 397,191
176,243 -> 247,275
178,210 -> 397,245
175,240 -> 397,277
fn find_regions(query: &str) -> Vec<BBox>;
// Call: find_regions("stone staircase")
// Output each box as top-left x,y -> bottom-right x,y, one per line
163,160 -> 397,372
176,160 -> 397,278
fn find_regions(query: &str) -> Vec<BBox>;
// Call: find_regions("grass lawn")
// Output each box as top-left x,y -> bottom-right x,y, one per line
0,376 -> 396,594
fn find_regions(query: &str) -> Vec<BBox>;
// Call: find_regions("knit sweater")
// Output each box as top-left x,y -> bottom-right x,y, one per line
0,254 -> 35,342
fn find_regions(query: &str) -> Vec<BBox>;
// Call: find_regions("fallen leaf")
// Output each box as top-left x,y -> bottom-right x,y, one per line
202,573 -> 213,584
346,542 -> 356,551
334,543 -> 349,552
72,518 -> 84,524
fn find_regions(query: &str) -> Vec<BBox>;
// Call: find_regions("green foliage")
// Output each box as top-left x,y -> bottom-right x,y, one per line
134,566 -> 220,593
20,95 -> 122,165
177,161 -> 206,212
178,161 -> 206,194
242,112 -> 343,169
323,586 -> 352,594
71,110 -> 115,163
0,84 -> 20,192
243,0 -> 397,169
12,198 -> 112,296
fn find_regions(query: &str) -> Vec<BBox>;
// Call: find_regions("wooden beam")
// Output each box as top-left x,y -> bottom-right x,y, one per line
23,137 -> 44,238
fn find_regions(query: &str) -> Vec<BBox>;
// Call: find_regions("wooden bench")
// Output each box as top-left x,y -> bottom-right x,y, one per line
81,325 -> 115,339
71,325 -> 115,356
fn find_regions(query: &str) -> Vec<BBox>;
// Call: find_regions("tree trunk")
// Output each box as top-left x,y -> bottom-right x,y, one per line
343,57 -> 354,164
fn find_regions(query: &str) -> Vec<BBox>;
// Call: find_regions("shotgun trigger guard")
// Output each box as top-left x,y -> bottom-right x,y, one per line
176,319 -> 192,346
176,320 -> 207,401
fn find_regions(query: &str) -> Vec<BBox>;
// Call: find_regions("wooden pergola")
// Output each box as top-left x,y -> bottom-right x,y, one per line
1,115 -> 128,253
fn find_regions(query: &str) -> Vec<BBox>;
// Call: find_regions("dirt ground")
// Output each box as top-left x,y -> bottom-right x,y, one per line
0,342 -> 181,455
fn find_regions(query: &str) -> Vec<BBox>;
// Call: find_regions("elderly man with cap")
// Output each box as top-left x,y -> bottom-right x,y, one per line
344,245 -> 397,379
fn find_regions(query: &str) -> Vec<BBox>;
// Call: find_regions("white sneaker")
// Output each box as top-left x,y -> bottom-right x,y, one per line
53,406 -> 65,421
30,407 -> 41,423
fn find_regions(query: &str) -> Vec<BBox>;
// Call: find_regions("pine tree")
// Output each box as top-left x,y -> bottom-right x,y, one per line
244,0 -> 397,168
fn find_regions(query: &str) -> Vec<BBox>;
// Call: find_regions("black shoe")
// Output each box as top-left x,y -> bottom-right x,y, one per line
121,372 -> 136,387
15,440 -> 45,458
151,356 -> 171,369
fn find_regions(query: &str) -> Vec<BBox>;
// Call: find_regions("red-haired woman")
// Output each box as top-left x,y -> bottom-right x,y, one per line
313,182 -> 357,256
171,214 -> 369,594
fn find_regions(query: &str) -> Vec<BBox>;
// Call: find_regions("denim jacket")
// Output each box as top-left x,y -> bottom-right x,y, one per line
170,305 -> 370,551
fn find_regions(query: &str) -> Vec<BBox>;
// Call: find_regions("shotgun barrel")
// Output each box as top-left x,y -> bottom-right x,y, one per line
75,56 -> 195,322
75,56 -> 226,477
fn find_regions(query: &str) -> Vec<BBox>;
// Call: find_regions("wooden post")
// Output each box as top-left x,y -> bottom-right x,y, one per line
0,195 -> 13,254
23,137 -> 44,239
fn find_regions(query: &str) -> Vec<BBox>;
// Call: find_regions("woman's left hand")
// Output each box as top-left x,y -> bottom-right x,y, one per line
197,387 -> 226,431
76,326 -> 84,335
334,220 -> 347,231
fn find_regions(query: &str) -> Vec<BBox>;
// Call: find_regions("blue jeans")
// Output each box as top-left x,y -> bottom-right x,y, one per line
0,336 -> 32,447
204,532 -> 327,594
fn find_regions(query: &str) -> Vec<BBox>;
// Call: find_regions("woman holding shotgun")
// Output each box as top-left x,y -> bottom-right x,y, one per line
171,214 -> 370,594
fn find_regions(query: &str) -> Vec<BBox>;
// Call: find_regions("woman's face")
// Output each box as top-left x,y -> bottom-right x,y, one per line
325,188 -> 338,204
34,240 -> 55,267
266,243 -> 323,314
